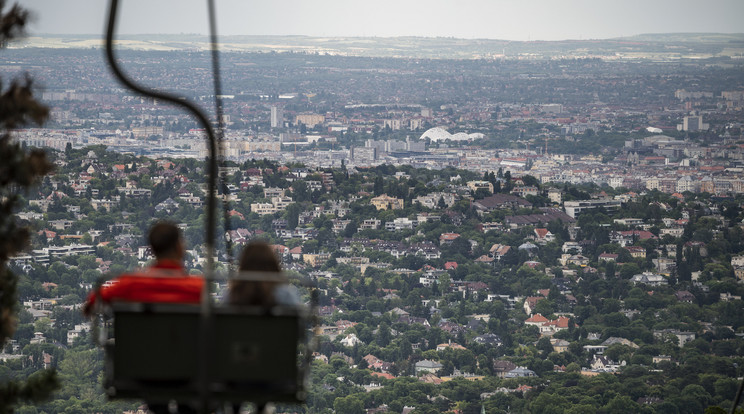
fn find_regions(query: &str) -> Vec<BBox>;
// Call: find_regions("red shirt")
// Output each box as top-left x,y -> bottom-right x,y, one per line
86,260 -> 204,309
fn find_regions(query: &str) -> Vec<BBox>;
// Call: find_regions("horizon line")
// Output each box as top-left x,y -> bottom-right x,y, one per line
25,32 -> 744,43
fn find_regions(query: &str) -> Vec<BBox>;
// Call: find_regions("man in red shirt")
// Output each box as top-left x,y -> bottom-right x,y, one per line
86,222 -> 202,414
85,222 -> 203,313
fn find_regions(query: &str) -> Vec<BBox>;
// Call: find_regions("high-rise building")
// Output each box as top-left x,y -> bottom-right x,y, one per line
678,114 -> 708,132
351,146 -> 376,163
295,113 -> 325,127
270,106 -> 283,129
406,138 -> 425,152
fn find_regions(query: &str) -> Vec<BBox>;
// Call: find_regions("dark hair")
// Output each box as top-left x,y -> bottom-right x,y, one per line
238,240 -> 281,272
230,240 -> 281,306
148,221 -> 182,259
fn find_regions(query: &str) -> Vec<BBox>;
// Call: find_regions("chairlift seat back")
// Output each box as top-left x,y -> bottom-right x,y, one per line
105,303 -> 305,405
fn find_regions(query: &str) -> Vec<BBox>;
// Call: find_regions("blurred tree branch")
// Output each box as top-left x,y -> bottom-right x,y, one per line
0,1 -> 58,412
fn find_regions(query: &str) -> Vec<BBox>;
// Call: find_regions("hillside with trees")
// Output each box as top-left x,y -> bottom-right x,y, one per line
3,146 -> 744,413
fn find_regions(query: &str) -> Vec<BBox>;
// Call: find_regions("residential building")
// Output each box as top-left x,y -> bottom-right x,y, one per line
371,194 -> 404,210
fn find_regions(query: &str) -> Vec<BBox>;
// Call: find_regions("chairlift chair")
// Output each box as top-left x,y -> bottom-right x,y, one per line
101,301 -> 310,407
94,1 -> 319,412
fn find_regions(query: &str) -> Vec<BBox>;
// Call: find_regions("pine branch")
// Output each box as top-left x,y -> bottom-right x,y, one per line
0,370 -> 59,414
0,0 -> 29,47
0,3 -> 59,413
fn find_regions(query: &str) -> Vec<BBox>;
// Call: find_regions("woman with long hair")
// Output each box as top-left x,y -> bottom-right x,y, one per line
228,240 -> 299,307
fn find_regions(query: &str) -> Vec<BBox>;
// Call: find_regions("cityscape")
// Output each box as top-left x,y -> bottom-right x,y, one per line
2,18 -> 744,414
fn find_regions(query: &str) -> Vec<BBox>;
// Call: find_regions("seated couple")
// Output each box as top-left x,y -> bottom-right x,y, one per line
85,221 -> 298,313
85,222 -> 296,414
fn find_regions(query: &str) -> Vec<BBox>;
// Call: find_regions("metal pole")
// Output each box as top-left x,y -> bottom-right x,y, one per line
207,0 -> 234,272
731,376 -> 744,414
104,1 -> 217,411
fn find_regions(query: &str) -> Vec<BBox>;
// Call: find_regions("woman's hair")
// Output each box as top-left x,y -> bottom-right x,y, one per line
238,240 -> 281,273
229,240 -> 281,306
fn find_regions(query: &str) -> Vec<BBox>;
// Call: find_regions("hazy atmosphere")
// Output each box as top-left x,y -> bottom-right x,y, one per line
5,0 -> 744,413
24,0 -> 744,40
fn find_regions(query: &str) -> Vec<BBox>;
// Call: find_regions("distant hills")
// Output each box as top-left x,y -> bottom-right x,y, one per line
15,33 -> 744,60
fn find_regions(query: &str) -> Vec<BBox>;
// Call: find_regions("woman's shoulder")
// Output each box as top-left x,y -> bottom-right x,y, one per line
274,284 -> 301,306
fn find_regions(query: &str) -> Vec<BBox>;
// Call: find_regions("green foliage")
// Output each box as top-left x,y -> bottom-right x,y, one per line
0,369 -> 58,414
0,3 -> 59,412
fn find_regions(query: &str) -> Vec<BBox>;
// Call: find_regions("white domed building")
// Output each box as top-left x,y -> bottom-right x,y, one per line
420,127 -> 484,142
420,127 -> 451,142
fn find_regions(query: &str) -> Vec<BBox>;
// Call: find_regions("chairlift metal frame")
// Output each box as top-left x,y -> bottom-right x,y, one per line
99,1 -> 318,412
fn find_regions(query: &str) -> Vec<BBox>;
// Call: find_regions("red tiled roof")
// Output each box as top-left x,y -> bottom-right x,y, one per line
440,233 -> 460,241
545,316 -> 572,329
371,372 -> 395,380
619,230 -> 657,240
525,313 -> 549,324
271,244 -> 288,254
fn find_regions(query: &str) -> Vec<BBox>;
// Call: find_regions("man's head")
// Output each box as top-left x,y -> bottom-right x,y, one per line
148,221 -> 184,261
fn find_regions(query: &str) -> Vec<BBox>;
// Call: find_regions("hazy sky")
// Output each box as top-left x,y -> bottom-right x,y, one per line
23,0 -> 744,41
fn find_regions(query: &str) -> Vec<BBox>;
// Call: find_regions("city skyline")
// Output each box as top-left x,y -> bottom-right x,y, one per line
24,0 -> 744,42
5,1 -> 744,410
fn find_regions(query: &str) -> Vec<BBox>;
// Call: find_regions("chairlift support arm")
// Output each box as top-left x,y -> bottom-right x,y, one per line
104,0 -> 218,278
104,1 -> 218,411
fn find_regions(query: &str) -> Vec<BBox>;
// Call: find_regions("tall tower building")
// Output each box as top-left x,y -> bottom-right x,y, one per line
678,114 -> 708,132
270,106 -> 283,129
